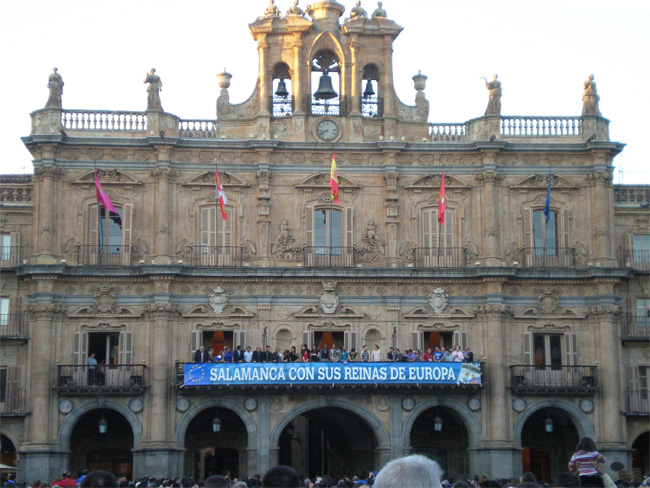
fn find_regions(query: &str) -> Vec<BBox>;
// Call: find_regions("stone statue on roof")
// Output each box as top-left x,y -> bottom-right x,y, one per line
484,74 -> 501,116
144,68 -> 163,112
45,68 -> 64,109
582,74 -> 601,116
287,0 -> 304,16
264,0 -> 281,17
371,1 -> 387,19
350,1 -> 367,19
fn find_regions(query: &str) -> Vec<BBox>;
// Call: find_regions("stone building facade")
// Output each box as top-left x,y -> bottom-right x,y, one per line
1,0 -> 648,483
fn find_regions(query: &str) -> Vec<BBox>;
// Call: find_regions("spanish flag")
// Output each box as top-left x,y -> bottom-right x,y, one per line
329,152 -> 339,204
216,169 -> 228,221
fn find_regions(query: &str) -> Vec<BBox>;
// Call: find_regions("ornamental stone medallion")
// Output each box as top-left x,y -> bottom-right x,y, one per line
209,286 -> 229,314
428,288 -> 448,315
95,285 -> 116,314
537,287 -> 559,314
319,280 -> 339,314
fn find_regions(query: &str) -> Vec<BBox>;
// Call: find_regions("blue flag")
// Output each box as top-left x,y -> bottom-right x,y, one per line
543,168 -> 551,223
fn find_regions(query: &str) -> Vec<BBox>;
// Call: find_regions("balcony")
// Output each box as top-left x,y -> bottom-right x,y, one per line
0,314 -> 28,339
625,389 -> 649,415
181,246 -> 243,267
0,246 -> 31,268
305,246 -> 354,268
77,244 -> 131,266
523,247 -> 575,268
0,387 -> 27,416
621,315 -> 649,341
510,365 -> 598,395
415,247 -> 467,268
618,249 -> 650,271
55,364 -> 147,395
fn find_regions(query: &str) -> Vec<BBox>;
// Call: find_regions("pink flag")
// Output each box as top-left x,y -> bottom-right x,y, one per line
216,169 -> 228,221
438,172 -> 446,225
95,169 -> 121,226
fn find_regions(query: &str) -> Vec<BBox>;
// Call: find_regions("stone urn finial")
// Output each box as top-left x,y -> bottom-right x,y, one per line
217,69 -> 232,90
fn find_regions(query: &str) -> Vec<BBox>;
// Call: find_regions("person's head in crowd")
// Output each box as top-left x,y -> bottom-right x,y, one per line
576,436 -> 598,452
374,454 -> 443,488
232,482 -> 248,488
262,466 -> 300,488
32,481 -> 42,488
80,470 -> 119,488
204,476 -> 230,488
520,473 -> 536,484
515,483 -> 537,488
554,472 -> 580,487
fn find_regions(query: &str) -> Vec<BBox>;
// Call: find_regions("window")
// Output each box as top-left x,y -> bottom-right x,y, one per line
533,210 -> 557,255
636,298 -> 650,326
420,208 -> 459,267
0,368 -> 6,403
533,334 -> 563,370
305,206 -> 353,267
199,207 -> 234,265
87,203 -> 132,265
640,366 -> 649,401
633,235 -> 650,268
0,234 -> 10,261
0,298 -> 8,326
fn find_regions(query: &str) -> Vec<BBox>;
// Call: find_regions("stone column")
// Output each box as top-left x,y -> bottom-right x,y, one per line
589,304 -> 628,475
348,36 -> 361,118
474,303 -> 519,478
150,165 -> 177,265
384,170 -> 400,265
135,298 -> 182,477
21,302 -> 66,482
257,396 -> 271,474
258,34 -> 270,116
587,170 -> 616,266
256,167 -> 271,265
33,166 -> 63,264
388,396 -> 404,460
475,167 -> 503,266
292,34 -> 304,116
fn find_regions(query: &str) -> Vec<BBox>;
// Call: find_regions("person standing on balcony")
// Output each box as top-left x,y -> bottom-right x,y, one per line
193,346 -> 210,363
320,343 -> 330,362
243,346 -> 253,363
330,344 -> 341,362
87,352 -> 97,385
361,344 -> 370,362
371,344 -> 381,362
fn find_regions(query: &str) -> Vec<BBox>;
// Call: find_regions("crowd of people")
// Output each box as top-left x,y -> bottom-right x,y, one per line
4,437 -> 648,488
192,344 -> 476,364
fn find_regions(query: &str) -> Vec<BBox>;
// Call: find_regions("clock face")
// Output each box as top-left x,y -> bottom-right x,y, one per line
317,119 -> 340,141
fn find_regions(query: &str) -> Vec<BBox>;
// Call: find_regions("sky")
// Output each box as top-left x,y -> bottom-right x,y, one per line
1,0 -> 648,184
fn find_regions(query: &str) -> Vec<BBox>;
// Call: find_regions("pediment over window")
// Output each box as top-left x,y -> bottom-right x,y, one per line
510,173 -> 578,190
71,169 -> 143,186
183,304 -> 255,318
68,305 -> 139,318
405,174 -> 470,190
295,173 -> 361,191
182,171 -> 250,188
403,306 -> 472,319
294,305 -> 364,319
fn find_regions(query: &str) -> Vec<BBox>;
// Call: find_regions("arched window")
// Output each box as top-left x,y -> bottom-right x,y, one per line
311,50 -> 340,116
361,64 -> 380,118
272,63 -> 292,117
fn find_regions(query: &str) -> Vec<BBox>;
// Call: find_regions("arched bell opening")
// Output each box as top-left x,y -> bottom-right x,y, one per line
311,50 -> 340,116
361,64 -> 380,118
272,63 -> 293,117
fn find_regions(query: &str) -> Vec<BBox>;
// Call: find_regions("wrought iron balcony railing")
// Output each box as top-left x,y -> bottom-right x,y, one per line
617,249 -> 650,271
625,389 -> 649,415
0,387 -> 27,416
0,314 -> 28,338
523,247 -> 575,268
55,364 -> 147,395
415,247 -> 467,268
621,315 -> 650,341
304,246 -> 355,268
0,246 -> 31,268
180,245 -> 243,267
77,244 -> 132,266
510,364 -> 598,394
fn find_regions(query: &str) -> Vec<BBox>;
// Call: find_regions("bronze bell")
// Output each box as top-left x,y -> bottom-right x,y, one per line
313,70 -> 337,100
275,79 -> 289,98
363,79 -> 375,98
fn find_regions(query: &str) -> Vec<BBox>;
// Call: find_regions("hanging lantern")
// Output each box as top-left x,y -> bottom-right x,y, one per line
98,415 -> 108,434
544,414 -> 554,433
212,415 -> 222,433
434,410 -> 443,432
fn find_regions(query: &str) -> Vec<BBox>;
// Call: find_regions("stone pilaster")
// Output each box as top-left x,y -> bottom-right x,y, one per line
475,168 -> 504,266
256,167 -> 272,265
384,170 -> 400,265
33,167 -> 64,264
586,170 -> 617,266
150,167 -> 178,264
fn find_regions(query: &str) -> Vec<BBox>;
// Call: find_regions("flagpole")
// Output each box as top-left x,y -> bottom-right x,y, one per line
329,187 -> 333,268
215,164 -> 219,265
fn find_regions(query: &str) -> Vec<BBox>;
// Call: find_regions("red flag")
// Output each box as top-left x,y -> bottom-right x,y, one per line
438,172 -> 446,225
94,169 -> 122,227
329,152 -> 339,204
216,169 -> 228,221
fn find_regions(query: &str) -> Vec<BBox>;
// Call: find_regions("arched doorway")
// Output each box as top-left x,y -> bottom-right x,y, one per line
632,432 -> 649,478
184,407 -> 247,479
409,406 -> 469,479
70,409 -> 134,479
0,434 -> 17,470
521,407 -> 579,483
279,407 -> 379,479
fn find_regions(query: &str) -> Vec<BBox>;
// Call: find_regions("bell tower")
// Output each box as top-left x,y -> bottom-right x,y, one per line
217,0 -> 429,142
